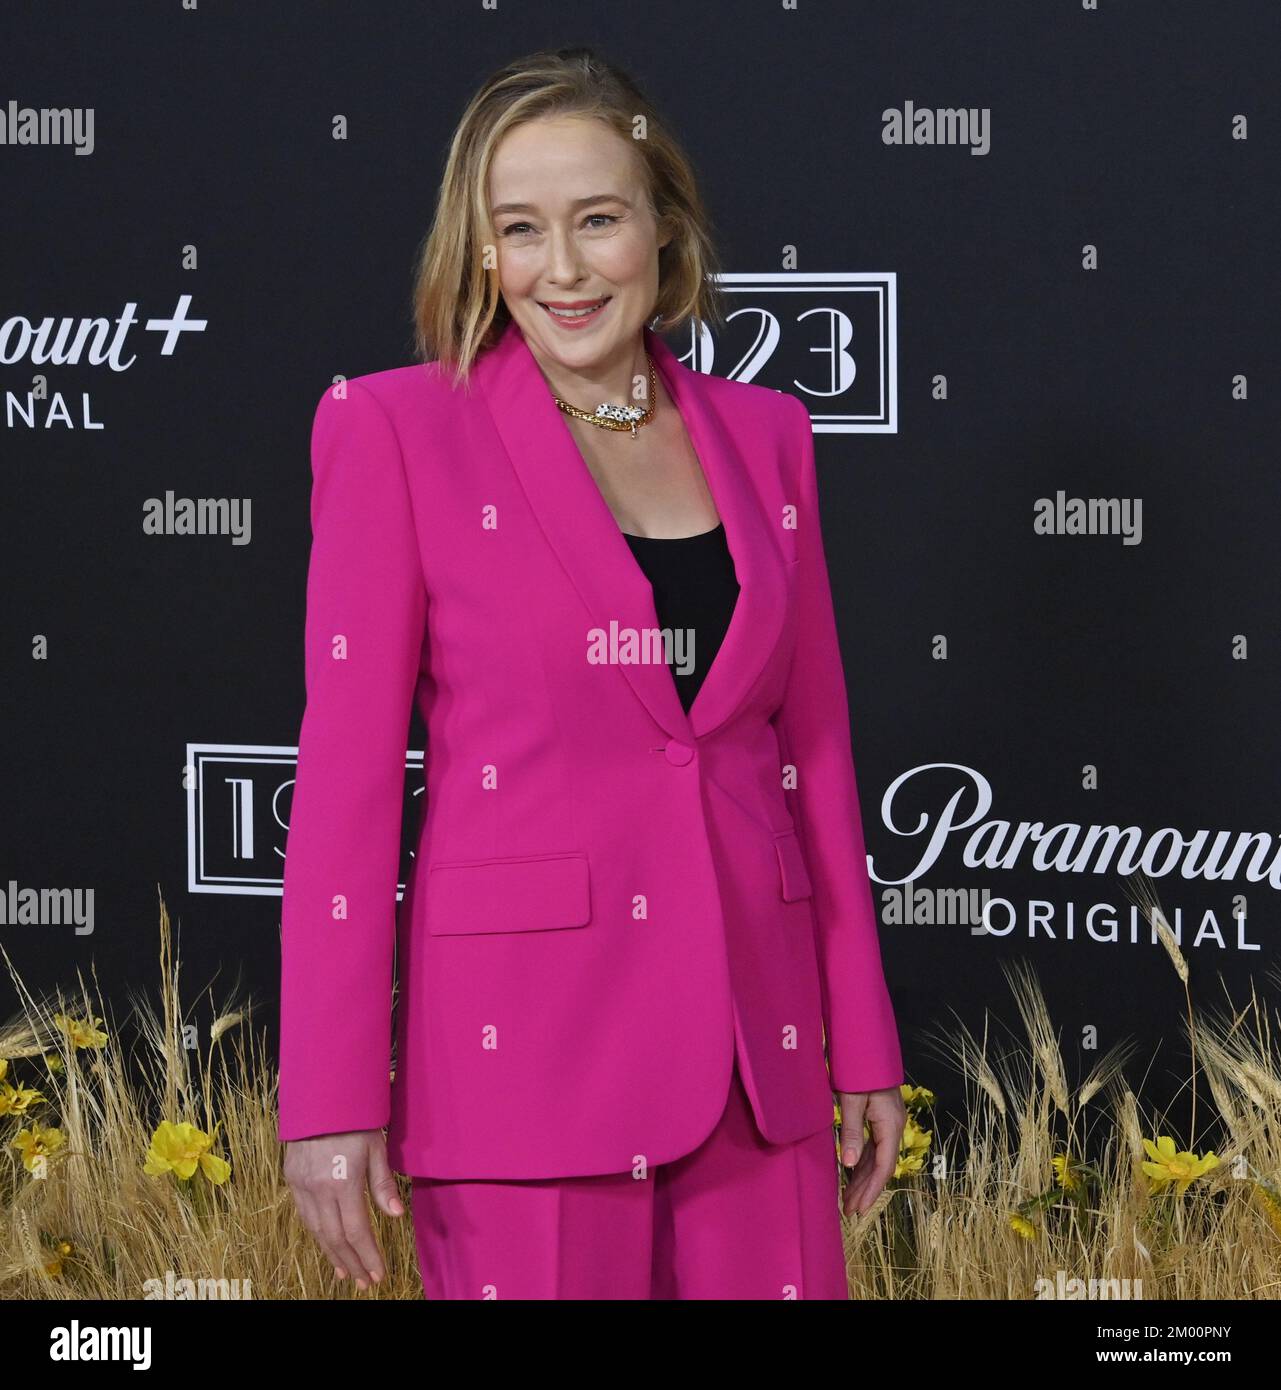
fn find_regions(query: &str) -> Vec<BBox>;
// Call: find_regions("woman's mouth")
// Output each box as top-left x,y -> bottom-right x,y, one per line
537,296 -> 612,329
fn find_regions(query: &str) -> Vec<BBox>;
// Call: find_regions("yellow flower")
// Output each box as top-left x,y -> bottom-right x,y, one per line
892,1114 -> 932,1178
43,1054 -> 63,1074
0,1057 -> 6,1082
143,1120 -> 231,1184
39,1240 -> 76,1277
12,1124 -> 65,1172
900,1084 -> 935,1108
902,1113 -> 931,1153
53,1014 -> 108,1049
1052,1151 -> 1082,1193
0,1081 -> 45,1116
1140,1135 -> 1219,1196
1010,1214 -> 1038,1241
894,1148 -> 927,1179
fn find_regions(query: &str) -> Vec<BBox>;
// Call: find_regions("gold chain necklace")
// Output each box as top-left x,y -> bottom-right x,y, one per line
551,354 -> 657,439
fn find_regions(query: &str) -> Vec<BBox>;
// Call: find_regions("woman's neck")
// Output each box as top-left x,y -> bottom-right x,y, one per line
527,332 -> 651,413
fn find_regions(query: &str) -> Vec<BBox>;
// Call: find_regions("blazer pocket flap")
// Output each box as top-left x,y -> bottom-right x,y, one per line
423,852 -> 591,935
773,829 -> 814,902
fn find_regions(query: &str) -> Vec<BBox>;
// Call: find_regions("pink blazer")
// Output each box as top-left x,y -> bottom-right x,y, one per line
278,318 -> 903,1178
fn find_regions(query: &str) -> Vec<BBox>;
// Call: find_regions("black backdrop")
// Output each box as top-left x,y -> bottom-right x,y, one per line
4,1 -> 1278,1139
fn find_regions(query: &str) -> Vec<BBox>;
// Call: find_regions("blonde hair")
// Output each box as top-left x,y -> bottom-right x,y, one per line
411,45 -> 727,388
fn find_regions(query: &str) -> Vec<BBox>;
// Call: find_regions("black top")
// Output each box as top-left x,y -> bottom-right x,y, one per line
621,521 -> 741,714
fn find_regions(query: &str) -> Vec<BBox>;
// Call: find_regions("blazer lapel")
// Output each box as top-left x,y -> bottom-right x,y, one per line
474,318 -> 787,743
645,327 -> 789,739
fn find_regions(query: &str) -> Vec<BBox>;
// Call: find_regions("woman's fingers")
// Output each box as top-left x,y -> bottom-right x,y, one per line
286,1134 -> 388,1289
291,1187 -> 333,1269
366,1138 -> 406,1222
296,1185 -> 361,1284
837,1094 -> 866,1168
335,1182 -> 387,1286
839,1093 -> 906,1217
841,1142 -> 876,1217
313,1191 -> 375,1288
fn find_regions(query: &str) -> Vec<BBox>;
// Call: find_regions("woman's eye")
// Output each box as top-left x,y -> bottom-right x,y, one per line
499,214 -> 617,238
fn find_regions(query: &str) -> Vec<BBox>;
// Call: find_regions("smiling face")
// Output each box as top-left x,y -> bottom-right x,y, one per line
487,113 -> 670,378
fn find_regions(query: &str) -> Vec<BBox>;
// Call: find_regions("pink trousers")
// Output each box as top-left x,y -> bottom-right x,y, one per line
410,1054 -> 850,1300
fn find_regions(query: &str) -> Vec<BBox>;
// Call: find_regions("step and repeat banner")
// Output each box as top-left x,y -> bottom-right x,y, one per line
4,1 -> 1277,1133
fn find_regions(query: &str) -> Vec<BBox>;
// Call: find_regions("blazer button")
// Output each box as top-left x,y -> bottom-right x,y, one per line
664,737 -> 695,766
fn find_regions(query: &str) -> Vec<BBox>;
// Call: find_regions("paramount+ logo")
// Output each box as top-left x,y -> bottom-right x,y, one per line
1,294 -> 207,430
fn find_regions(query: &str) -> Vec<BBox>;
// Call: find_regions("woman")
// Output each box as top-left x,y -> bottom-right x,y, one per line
279,45 -> 905,1301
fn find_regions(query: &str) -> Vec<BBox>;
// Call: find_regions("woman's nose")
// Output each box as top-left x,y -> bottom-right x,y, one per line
543,226 -> 586,282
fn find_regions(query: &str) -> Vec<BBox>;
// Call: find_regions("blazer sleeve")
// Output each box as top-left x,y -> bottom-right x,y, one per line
771,393 -> 904,1095
277,381 -> 429,1142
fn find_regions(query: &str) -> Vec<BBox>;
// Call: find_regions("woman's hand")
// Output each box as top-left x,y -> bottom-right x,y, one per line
835,1087 -> 906,1217
283,1129 -> 405,1290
